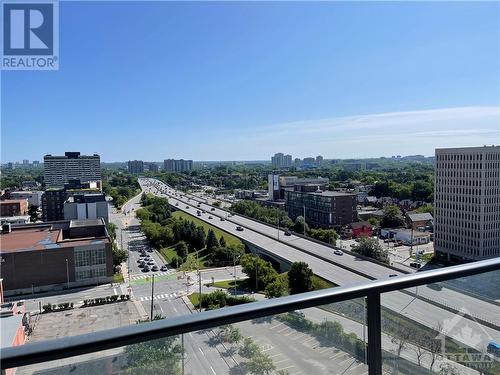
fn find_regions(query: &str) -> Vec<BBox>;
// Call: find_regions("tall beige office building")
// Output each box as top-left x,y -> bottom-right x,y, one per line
434,146 -> 500,262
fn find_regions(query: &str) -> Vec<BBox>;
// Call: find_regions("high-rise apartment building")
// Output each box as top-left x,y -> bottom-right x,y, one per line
127,160 -> 144,174
44,152 -> 101,189
163,159 -> 193,172
271,153 -> 292,168
434,146 -> 500,262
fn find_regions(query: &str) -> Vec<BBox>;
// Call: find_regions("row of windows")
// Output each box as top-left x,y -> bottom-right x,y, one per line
436,152 -> 500,162
75,247 -> 106,267
75,266 -> 107,281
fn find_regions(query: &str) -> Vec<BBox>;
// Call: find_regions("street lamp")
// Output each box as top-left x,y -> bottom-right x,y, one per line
65,259 -> 70,289
276,208 -> 280,241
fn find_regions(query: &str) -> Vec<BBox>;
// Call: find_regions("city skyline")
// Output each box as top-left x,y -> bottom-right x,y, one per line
2,2 -> 500,161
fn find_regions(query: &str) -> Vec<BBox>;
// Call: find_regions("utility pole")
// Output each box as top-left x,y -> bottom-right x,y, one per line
150,274 -> 155,320
363,296 -> 367,364
303,205 -> 306,236
198,270 -> 202,312
255,263 -> 258,292
277,208 -> 280,241
65,259 -> 69,289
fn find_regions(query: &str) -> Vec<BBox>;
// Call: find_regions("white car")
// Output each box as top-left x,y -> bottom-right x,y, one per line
334,249 -> 343,256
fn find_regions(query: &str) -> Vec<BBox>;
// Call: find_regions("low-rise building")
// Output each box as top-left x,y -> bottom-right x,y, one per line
406,212 -> 434,230
64,193 -> 109,223
347,221 -> 373,238
9,191 -> 43,207
0,300 -> 31,356
380,228 -> 431,245
0,200 -> 28,217
285,190 -> 356,228
0,216 -> 31,225
0,219 -> 113,296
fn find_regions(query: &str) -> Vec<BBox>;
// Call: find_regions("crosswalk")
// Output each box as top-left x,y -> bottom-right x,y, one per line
131,272 -> 172,280
139,292 -> 178,301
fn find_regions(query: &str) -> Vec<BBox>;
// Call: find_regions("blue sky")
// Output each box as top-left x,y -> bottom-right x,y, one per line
2,1 -> 500,162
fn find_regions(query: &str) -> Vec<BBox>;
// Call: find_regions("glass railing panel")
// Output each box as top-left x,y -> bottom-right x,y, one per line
381,268 -> 500,375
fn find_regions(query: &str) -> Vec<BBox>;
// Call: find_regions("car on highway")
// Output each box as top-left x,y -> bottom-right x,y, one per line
160,265 -> 168,272
211,208 -> 215,211
185,206 -> 189,209
284,230 -> 291,236
151,265 -> 159,272
147,248 -> 153,253
209,216 -> 213,219
236,226 -> 244,231
334,249 -> 343,256
410,262 -> 422,269
175,202 -> 179,206
220,218 -> 225,221
137,259 -> 143,263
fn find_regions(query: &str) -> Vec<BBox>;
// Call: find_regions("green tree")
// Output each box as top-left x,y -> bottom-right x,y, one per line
219,236 -> 226,248
351,237 -> 389,264
264,276 -> 288,298
238,338 -> 260,358
308,228 -> 338,245
380,205 -> 404,228
175,241 -> 189,260
112,245 -> 128,273
240,254 -> 278,291
288,262 -> 314,294
292,216 -> 309,234
206,229 -> 218,251
245,352 -> 276,375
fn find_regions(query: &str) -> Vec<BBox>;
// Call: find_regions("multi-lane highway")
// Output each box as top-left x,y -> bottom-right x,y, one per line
140,177 -> 499,351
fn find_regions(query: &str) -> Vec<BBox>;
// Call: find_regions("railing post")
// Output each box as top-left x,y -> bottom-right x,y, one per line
367,293 -> 382,375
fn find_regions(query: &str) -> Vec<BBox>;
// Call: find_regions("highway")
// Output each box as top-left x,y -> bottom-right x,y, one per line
140,177 -> 500,351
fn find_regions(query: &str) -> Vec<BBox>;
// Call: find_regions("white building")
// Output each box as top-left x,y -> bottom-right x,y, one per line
63,193 -> 109,224
434,146 -> 500,261
44,152 -> 101,189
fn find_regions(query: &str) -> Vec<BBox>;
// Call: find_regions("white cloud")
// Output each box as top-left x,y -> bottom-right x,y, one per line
230,106 -> 500,158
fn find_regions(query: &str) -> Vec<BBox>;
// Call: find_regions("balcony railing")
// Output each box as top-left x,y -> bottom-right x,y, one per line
1,257 -> 499,375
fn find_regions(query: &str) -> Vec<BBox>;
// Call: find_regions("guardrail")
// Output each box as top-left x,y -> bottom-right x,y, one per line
2,257 -> 499,375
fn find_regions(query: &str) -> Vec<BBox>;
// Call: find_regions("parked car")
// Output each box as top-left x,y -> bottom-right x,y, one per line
147,248 -> 153,253
185,206 -> 189,209
334,249 -> 343,256
236,226 -> 244,231
148,260 -> 155,265
160,265 -> 168,272
138,262 -> 145,268
151,265 -> 159,272
143,265 -> 150,272
410,262 -> 422,269
284,230 -> 291,236
175,202 -> 179,206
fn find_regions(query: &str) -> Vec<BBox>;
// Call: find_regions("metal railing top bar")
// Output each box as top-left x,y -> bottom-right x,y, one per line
1,257 -> 499,369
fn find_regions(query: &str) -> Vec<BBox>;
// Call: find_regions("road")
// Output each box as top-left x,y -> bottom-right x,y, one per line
141,178 -> 500,351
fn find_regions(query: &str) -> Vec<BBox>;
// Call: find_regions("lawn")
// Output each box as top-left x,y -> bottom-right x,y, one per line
113,273 -> 124,283
188,292 -> 203,309
172,210 -> 243,248
210,274 -> 334,293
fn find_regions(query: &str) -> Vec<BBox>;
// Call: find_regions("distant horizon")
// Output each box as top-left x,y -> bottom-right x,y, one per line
4,152 -> 440,165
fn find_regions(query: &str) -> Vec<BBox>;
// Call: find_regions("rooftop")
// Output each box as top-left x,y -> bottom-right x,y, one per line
308,190 -> 355,197
407,212 -> 434,222
0,220 -> 109,254
0,200 -> 27,205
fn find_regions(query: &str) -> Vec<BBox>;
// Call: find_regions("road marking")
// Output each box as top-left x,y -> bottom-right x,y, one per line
284,330 -> 295,337
338,357 -> 353,366
270,322 -> 284,330
277,326 -> 289,333
113,288 -> 117,295
274,359 -> 289,364
199,348 -> 205,356
329,352 -> 343,360
210,366 -> 216,375
303,336 -> 315,344
319,347 -> 331,354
